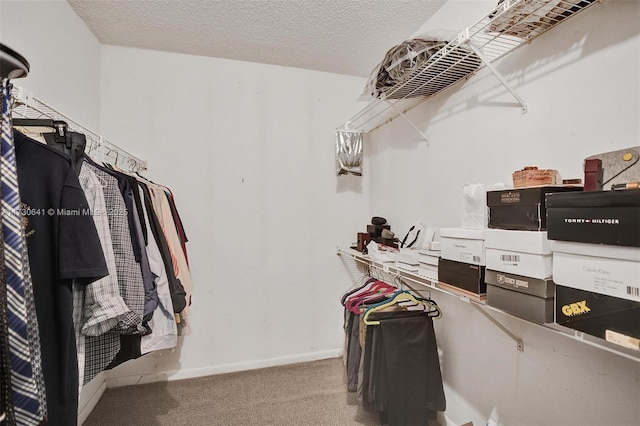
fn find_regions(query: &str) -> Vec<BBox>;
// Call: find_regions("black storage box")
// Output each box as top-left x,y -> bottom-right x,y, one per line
486,270 -> 554,324
546,189 -> 640,247
438,258 -> 486,295
555,285 -> 640,350
487,186 -> 582,231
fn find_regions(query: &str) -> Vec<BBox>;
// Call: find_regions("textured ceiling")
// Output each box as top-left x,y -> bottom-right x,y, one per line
67,0 -> 447,77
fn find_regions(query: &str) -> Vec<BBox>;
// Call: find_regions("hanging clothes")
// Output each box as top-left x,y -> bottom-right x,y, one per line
83,161 -> 146,335
78,165 -> 141,336
137,181 -> 187,316
136,185 -> 178,354
2,75 -> 192,423
82,160 -> 147,377
13,130 -> 109,426
102,165 -> 158,323
341,282 -> 446,426
76,163 -> 143,390
160,186 -> 189,266
137,176 -> 193,316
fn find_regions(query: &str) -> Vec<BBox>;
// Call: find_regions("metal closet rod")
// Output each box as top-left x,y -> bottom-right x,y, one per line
10,85 -> 149,172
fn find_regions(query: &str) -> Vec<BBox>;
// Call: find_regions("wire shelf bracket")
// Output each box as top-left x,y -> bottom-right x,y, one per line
466,42 -> 528,114
471,303 -> 525,352
386,101 -> 429,142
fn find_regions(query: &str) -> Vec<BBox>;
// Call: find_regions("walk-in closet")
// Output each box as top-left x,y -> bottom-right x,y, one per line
0,1 -> 638,425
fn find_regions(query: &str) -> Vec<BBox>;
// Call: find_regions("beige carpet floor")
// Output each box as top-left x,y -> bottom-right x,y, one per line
83,357 -> 381,426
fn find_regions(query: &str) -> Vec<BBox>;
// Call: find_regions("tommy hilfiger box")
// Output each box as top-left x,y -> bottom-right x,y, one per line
438,258 -> 486,296
546,189 -> 640,247
555,285 -> 640,351
486,269 -> 555,324
487,186 -> 582,231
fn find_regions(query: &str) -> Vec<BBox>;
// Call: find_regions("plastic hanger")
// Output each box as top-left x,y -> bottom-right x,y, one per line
347,284 -> 397,314
344,280 -> 396,313
12,118 -> 68,143
362,290 -> 441,325
341,276 -> 376,306
343,279 -> 385,304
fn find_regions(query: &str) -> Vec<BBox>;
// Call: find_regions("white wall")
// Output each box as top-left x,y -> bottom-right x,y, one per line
97,45 -> 368,384
367,1 -> 640,425
0,0 -> 101,129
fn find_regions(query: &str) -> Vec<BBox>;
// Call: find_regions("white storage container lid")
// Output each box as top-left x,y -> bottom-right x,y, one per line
551,240 -> 640,262
484,229 -> 551,254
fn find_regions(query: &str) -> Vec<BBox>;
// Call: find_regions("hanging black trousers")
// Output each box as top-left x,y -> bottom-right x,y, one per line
378,315 -> 446,425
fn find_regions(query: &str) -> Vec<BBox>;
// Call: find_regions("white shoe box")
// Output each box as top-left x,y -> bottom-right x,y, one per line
485,249 -> 552,279
440,228 -> 485,266
396,262 -> 420,273
418,249 -> 440,267
551,241 -> 640,303
484,229 -> 551,254
418,263 -> 438,282
484,230 -> 552,279
396,249 -> 420,265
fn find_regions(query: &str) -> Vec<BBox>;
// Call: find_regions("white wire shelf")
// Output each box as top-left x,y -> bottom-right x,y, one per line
9,85 -> 148,172
341,0 -> 600,134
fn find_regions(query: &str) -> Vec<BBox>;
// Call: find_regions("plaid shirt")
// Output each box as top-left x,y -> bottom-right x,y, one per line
76,165 -> 134,385
82,162 -> 146,382
85,162 -> 145,333
78,166 -> 139,336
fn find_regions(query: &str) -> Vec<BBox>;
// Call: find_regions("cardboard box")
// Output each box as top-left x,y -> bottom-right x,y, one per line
484,229 -> 553,278
555,285 -> 640,350
487,284 -> 554,324
440,228 -> 485,266
550,240 -> 640,262
513,167 -> 561,188
486,269 -> 555,323
485,248 -> 552,279
438,258 -> 486,295
485,269 -> 555,298
551,245 -> 640,303
487,186 -> 582,231
546,189 -> 640,247
484,229 -> 551,254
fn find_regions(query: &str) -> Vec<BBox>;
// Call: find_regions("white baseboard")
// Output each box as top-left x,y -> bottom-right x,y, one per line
106,348 -> 343,389
78,373 -> 107,425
